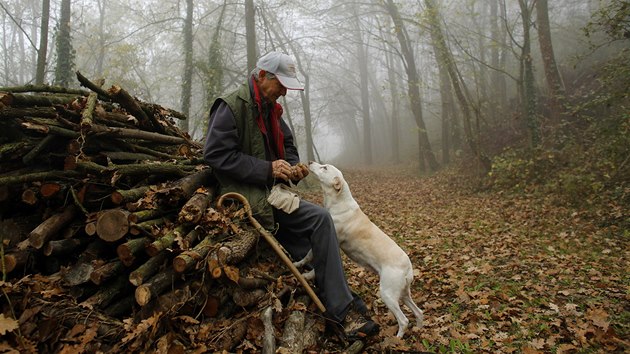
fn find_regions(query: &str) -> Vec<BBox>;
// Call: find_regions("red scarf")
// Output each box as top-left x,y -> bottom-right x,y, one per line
251,76 -> 285,159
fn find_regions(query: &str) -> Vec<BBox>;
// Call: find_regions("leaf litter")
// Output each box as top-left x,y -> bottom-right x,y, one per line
1,165 -> 627,353
300,165 -> 628,353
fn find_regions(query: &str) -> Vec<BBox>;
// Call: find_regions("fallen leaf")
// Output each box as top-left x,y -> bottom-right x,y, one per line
0,314 -> 18,335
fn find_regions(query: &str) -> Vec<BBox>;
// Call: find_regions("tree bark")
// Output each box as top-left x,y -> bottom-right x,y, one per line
146,224 -> 191,257
0,92 -> 78,106
129,250 -> 168,286
245,0 -> 257,72
2,249 -> 35,273
518,0 -> 540,147
90,259 -> 124,285
107,85 -> 162,133
179,0 -> 194,133
111,186 -> 149,205
28,205 -> 77,249
173,235 -> 215,273
135,268 -> 178,306
178,188 -> 213,224
43,238 -> 89,256
262,306 -> 275,354
87,124 -> 188,145
62,240 -> 107,286
116,237 -> 149,266
80,92 -> 98,130
35,0 -> 50,85
82,273 -> 130,308
536,0 -> 565,121
54,0 -> 74,87
353,8 -> 373,165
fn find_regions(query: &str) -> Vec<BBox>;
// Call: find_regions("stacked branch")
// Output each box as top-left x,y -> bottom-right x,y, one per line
0,75 -> 332,353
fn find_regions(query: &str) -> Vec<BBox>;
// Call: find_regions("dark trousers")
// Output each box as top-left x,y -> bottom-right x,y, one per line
273,199 -> 353,322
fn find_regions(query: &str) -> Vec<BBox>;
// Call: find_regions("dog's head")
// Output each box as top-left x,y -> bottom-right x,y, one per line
308,161 -> 346,195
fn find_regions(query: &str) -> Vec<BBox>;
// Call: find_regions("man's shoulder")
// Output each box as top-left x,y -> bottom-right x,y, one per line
211,83 -> 250,114
223,83 -> 251,103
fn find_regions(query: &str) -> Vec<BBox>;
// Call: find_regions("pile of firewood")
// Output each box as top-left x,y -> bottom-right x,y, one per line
0,73 -> 340,353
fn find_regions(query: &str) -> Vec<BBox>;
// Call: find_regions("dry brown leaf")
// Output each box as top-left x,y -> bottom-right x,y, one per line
0,314 -> 18,336
223,265 -> 240,284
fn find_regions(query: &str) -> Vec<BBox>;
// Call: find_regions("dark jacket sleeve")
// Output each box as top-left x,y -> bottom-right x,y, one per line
203,101 -> 272,186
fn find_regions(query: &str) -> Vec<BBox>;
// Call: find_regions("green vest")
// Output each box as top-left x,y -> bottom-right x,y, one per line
211,83 -> 275,230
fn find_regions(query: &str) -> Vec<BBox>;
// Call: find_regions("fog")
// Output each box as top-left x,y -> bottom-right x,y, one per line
1,0 -> 625,169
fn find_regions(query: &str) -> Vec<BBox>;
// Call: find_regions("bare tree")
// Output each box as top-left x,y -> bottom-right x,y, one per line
383,0 -> 439,172
352,6 -> 373,165
385,40 -> 401,164
180,0 -> 194,132
54,0 -> 74,87
245,0 -> 257,72
259,6 -> 317,162
489,0 -> 508,123
517,0 -> 540,147
35,0 -> 50,84
536,0 -> 565,121
424,0 -> 491,171
94,0 -> 106,76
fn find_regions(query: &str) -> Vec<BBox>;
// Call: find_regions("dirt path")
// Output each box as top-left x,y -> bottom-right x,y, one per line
301,166 -> 628,353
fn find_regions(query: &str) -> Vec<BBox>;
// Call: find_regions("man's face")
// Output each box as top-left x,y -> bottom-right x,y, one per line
258,70 -> 287,103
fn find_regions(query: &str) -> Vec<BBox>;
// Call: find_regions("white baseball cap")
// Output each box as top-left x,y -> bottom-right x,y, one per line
256,51 -> 304,90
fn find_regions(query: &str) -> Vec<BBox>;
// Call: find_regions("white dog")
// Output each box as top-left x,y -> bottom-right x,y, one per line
295,161 -> 423,338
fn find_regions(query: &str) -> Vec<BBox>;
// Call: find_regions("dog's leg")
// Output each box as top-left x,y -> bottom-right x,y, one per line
380,268 -> 409,338
403,286 -> 424,328
302,269 -> 315,281
293,249 -> 313,268
293,249 -> 315,281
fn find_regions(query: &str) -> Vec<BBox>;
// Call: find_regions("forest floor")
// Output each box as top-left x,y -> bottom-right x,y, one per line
298,164 -> 628,353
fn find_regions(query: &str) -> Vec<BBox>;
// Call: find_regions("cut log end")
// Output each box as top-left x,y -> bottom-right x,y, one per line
172,257 -> 187,273
96,209 -> 130,242
135,285 -> 152,306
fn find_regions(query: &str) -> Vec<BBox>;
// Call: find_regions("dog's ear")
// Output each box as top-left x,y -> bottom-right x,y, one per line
333,176 -> 342,193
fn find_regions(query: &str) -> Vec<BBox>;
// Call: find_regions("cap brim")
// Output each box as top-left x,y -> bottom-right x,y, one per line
277,75 -> 304,90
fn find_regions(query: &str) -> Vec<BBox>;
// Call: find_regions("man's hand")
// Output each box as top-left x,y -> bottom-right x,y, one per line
291,163 -> 309,181
272,160 -> 293,182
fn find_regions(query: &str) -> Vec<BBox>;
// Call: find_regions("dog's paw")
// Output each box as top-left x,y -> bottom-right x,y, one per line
303,269 -> 315,281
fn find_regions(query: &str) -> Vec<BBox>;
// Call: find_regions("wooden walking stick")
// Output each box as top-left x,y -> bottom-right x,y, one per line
216,192 -> 326,313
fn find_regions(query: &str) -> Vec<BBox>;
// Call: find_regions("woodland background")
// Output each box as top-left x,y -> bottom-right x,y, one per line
0,0 -> 628,353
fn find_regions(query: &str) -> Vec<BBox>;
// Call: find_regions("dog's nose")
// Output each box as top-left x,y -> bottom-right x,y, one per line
308,161 -> 314,165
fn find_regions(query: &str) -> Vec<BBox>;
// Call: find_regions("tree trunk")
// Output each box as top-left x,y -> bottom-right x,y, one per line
384,0 -> 439,172
179,0 -> 193,133
424,0 -> 491,171
245,0 -> 257,72
385,35 -> 401,164
536,0 -> 565,121
54,0 -> 74,87
518,0 -> 540,147
35,0 -> 50,84
354,9 -> 373,165
438,57 -> 453,165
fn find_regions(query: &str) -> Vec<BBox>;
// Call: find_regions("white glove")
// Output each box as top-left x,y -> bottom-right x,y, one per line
267,183 -> 300,214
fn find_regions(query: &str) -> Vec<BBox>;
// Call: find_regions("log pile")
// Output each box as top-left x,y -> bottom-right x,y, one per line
0,74 -> 334,353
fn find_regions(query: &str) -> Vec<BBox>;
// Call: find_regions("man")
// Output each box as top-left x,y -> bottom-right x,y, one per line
203,51 -> 379,339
